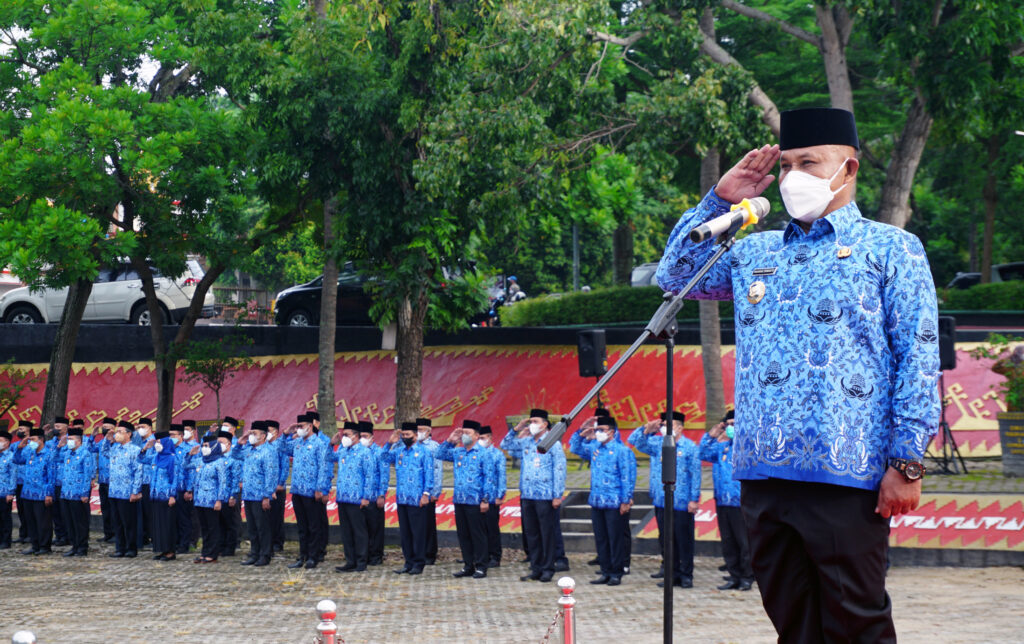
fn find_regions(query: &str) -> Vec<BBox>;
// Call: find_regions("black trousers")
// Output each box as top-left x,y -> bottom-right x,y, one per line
655,506 -> 695,581
65,498 -> 91,554
270,490 -> 286,549
197,506 -> 222,559
622,510 -> 632,567
337,501 -> 368,567
15,484 -> 28,540
592,507 -> 627,576
52,485 -> 67,541
151,499 -> 177,554
425,500 -> 438,562
175,491 -> 195,551
313,498 -> 328,561
293,494 -> 324,562
219,500 -> 240,554
0,496 -> 11,546
396,503 -> 427,569
521,498 -> 558,575
137,484 -> 152,547
485,502 -> 501,563
717,504 -> 753,582
109,497 -> 137,555
741,479 -> 895,644
24,499 -> 53,552
245,500 -> 272,560
98,483 -> 114,539
454,502 -> 488,571
362,503 -> 385,562
553,506 -> 568,568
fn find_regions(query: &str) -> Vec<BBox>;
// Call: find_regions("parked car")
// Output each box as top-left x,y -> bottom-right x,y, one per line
0,267 -> 25,296
272,262 -> 374,326
946,262 -> 1024,289
631,262 -> 660,287
0,258 -> 215,325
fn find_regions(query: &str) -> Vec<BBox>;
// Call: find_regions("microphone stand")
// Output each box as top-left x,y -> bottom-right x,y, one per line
537,227 -> 739,644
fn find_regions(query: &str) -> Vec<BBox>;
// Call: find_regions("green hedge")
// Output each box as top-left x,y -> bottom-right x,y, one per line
500,285 -> 735,327
938,281 -> 1024,311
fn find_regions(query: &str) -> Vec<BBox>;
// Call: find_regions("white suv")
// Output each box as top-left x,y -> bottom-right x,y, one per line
0,258 -> 215,325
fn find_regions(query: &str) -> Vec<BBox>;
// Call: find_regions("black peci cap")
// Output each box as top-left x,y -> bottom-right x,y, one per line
358,421 -> 374,434
595,416 -> 617,429
343,421 -> 360,431
529,409 -> 549,420
117,420 -> 134,431
461,419 -> 481,431
102,417 -> 117,426
153,431 -> 169,440
400,422 -> 418,432
169,424 -> 183,433
68,427 -> 84,437
222,416 -> 239,428
779,107 -> 859,151
415,417 -> 432,427
660,411 -> 686,423
479,425 -> 492,436
723,409 -> 735,423
181,419 -> 196,428
137,417 -> 153,426
265,420 -> 280,430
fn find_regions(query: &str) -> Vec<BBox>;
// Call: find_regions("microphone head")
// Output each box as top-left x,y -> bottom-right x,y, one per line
748,197 -> 771,217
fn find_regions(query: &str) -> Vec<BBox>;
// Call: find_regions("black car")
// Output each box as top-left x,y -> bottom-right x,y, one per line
273,262 -> 374,326
946,262 -> 1024,290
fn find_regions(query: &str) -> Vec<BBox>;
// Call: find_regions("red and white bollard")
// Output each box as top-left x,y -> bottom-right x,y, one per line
557,577 -> 577,644
315,599 -> 338,644
11,633 -> 37,644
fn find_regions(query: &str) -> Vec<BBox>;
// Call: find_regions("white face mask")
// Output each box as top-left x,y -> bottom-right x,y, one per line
479,437 -> 491,448
221,424 -> 233,433
528,422 -> 543,436
200,445 -> 212,457
183,430 -> 193,441
341,436 -> 354,448
417,431 -> 429,442
659,425 -> 668,436
138,427 -> 150,437
359,437 -> 372,447
267,430 -> 276,441
296,427 -> 309,438
594,430 -> 610,443
247,434 -> 258,446
0,440 -> 7,450
67,438 -> 79,449
779,158 -> 851,222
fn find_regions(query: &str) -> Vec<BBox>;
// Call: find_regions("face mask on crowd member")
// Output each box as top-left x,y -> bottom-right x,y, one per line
136,419 -> 152,438
478,426 -> 493,448
779,155 -> 853,222
459,420 -> 481,448
416,417 -> 432,443
400,421 -> 418,447
526,408 -> 549,436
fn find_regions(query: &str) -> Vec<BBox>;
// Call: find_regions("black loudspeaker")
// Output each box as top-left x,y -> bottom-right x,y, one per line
577,329 -> 607,377
938,316 -> 956,371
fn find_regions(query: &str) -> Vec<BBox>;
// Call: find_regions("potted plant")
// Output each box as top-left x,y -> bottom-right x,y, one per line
969,333 -> 1024,476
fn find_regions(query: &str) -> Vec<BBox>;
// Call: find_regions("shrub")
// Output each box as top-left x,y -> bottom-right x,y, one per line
938,281 -> 1024,311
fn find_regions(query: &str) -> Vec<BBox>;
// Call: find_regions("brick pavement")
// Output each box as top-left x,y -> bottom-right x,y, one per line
1,533 -> 1022,643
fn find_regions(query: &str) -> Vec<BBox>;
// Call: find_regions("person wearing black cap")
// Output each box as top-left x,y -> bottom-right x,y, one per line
277,413 -> 331,569
48,415 -> 71,547
264,419 -> 289,553
657,108 -> 940,642
58,424 -> 96,557
700,410 -> 752,591
238,421 -> 277,567
502,409 -> 567,583
357,420 -> 388,565
216,429 -> 242,556
14,424 -> 58,555
327,421 -> 373,572
13,420 -> 33,544
437,419 -> 494,578
414,417 -> 442,565
477,425 -> 506,568
382,421 -> 435,575
107,421 -> 143,558
0,424 -> 17,549
88,417 -> 118,543
134,417 -> 155,549
302,411 -> 331,563
175,420 -> 200,554
149,429 -> 179,561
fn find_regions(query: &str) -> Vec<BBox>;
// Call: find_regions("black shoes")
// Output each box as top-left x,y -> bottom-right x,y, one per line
408,566 -> 424,575
538,571 -> 554,582
452,568 -> 474,578
287,559 -> 307,569
650,569 -> 665,579
304,560 -> 318,569
394,566 -> 411,574
553,562 -> 570,572
718,579 -> 741,590
738,579 -> 753,591
20,548 -> 36,556
472,570 -> 487,579
367,558 -> 383,566
253,558 -> 271,567
241,557 -> 258,566
487,559 -> 500,568
124,551 -> 137,558
336,564 -> 358,573
520,571 -> 541,582
64,550 -> 78,558
590,575 -> 611,585
607,576 -> 622,586
587,557 -> 600,566
109,552 -> 125,558
657,577 -> 693,589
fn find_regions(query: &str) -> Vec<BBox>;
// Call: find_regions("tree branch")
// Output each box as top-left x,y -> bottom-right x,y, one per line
699,31 -> 780,136
720,0 -> 821,48
587,28 -> 646,49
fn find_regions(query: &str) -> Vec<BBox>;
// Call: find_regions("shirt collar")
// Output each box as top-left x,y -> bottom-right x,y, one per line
782,201 -> 862,244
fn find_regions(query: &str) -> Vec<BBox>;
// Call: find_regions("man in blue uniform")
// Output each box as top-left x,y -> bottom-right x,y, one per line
217,429 -> 242,557
478,425 -> 506,568
328,421 -> 374,572
570,415 -> 636,586
437,419 -> 494,578
14,425 -> 56,555
279,414 -> 331,569
12,420 -> 31,544
382,421 -> 434,575
264,420 -> 288,553
415,417 -> 443,565
89,418 -> 117,543
700,410 -> 753,591
48,416 -> 71,547
107,421 -> 143,558
240,421 -> 278,567
501,409 -> 566,583
358,420 -> 388,566
656,108 -> 939,642
59,425 -> 96,557
174,421 -> 199,554
132,417 -> 155,548
0,425 -> 15,549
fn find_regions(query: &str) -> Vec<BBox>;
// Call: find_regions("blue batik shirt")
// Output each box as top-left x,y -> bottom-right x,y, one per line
656,191 -> 941,491
627,428 -> 662,498
366,442 -> 390,499
630,432 -> 700,510
177,440 -> 199,493
150,459 -> 177,502
14,442 -> 56,500
278,434 -> 332,497
192,458 -> 229,509
500,432 -> 566,501
483,444 -> 507,501
569,431 -> 636,509
274,441 -> 291,488
59,445 -> 96,500
222,449 -> 242,501
381,442 -> 434,505
698,434 -> 741,507
241,442 -> 279,502
437,442 -> 494,505
329,443 -> 375,504
0,447 -> 17,497
89,437 -> 112,484
420,437 -> 444,498
48,437 -> 68,486
107,442 -> 143,500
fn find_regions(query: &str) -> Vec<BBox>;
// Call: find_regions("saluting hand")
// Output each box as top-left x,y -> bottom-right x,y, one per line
189,445 -> 200,456
644,420 -> 659,435
714,144 -> 781,204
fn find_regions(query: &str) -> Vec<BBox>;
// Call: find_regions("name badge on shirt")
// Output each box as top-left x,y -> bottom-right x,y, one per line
752,267 -> 777,276
533,457 -> 541,467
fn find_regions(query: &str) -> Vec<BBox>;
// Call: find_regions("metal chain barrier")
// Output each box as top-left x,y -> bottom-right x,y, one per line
540,576 -> 577,644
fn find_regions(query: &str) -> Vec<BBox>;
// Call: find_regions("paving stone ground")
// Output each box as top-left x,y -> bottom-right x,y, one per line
2,535 -> 1022,644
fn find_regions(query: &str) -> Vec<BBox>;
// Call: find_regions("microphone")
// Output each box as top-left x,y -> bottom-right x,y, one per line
688,197 -> 770,244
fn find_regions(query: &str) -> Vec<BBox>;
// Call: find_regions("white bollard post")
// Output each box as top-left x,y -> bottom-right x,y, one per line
11,633 -> 37,644
315,599 -> 338,644
557,576 -> 576,644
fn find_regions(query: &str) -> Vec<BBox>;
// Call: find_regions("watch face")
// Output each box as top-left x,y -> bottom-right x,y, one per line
905,462 -> 924,479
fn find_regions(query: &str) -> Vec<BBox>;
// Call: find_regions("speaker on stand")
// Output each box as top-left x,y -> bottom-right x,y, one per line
928,316 -> 967,474
577,329 -> 608,407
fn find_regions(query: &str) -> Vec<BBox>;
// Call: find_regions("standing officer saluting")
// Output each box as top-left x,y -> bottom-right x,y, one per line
278,414 -> 331,569
15,423 -> 57,555
265,420 -> 289,554
107,421 -> 144,558
328,421 -> 375,573
358,420 -> 388,566
478,425 -> 506,569
415,417 -> 442,565
239,421 -> 278,567
382,421 -> 435,575
0,424 -> 15,549
501,409 -> 567,583
437,419 -> 494,579
59,424 -> 96,557
88,418 -> 117,544
570,415 -> 636,586
700,410 -> 753,591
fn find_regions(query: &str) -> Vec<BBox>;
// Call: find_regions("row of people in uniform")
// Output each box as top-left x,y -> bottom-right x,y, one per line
0,407 -> 751,589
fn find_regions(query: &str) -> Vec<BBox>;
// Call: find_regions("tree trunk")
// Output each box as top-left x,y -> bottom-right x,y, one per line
877,94 -> 933,229
612,222 -> 634,286
980,134 -> 1000,284
394,289 -> 428,426
815,4 -> 854,112
41,278 -> 92,425
698,144 -> 727,430
318,197 -> 339,435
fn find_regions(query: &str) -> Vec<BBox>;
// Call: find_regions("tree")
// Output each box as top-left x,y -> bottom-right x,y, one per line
0,358 -> 44,420
175,328 -> 255,420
